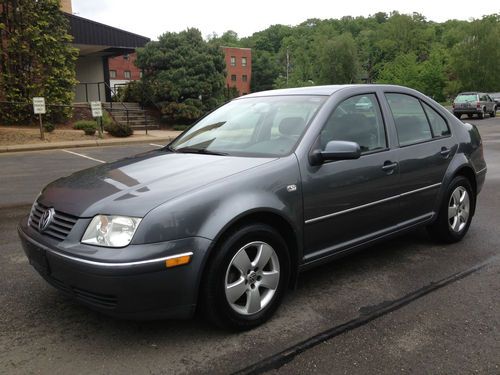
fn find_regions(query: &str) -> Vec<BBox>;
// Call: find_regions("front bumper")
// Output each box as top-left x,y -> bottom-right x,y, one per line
18,220 -> 212,320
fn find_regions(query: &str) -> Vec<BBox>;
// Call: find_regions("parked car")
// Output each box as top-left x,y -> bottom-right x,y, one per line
489,92 -> 500,107
19,85 -> 487,329
452,92 -> 496,119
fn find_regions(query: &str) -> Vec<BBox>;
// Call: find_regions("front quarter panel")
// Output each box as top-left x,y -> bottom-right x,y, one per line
132,155 -> 303,249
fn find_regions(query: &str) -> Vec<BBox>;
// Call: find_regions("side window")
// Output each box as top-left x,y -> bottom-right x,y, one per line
386,94 -> 432,146
320,94 -> 387,153
422,102 -> 450,137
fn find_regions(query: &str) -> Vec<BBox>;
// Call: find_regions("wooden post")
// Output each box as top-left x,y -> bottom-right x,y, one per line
39,114 -> 44,140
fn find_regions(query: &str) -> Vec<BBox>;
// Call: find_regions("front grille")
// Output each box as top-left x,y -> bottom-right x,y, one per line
28,201 -> 78,241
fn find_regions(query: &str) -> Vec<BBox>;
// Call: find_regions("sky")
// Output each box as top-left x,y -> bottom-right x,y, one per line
72,0 -> 498,40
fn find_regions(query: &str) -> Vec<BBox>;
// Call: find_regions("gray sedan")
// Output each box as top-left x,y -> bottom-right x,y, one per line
18,85 -> 487,329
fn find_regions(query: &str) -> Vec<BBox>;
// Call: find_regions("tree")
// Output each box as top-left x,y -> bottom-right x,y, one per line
449,14 -> 500,92
317,33 -> 359,84
136,28 -> 226,124
207,30 -> 240,47
251,50 -> 280,92
0,0 -> 77,124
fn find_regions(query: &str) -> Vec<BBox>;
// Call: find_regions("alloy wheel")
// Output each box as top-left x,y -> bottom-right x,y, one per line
224,241 -> 280,315
448,186 -> 470,233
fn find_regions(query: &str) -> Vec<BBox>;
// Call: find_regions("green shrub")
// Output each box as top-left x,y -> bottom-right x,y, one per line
73,120 -> 97,135
104,123 -> 133,137
43,122 -> 55,133
161,101 -> 204,124
102,110 -> 114,127
173,124 -> 189,131
73,120 -> 97,130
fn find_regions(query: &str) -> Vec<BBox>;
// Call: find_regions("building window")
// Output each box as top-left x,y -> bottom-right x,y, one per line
124,71 -> 131,79
231,74 -> 237,81
230,56 -> 236,66
242,75 -> 248,82
242,57 -> 247,67
109,70 -> 117,79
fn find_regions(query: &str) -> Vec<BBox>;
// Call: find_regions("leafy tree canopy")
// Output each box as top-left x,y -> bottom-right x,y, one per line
0,0 -> 78,124
135,28 -> 226,123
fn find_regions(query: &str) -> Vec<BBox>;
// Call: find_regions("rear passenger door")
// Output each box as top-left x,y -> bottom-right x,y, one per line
384,93 -> 455,225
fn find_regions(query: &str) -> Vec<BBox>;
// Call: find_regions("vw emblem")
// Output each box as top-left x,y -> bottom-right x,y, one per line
39,208 -> 55,232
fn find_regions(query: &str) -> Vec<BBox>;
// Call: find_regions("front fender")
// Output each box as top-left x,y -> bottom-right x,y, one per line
132,156 -> 302,245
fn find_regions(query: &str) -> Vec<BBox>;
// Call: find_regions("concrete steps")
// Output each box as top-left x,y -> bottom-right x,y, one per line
102,102 -> 159,130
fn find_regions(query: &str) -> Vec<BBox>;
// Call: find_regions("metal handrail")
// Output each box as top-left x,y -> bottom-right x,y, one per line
76,82 -> 128,111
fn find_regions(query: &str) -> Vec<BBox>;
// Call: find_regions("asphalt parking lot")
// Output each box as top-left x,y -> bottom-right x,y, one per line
1,118 -> 499,374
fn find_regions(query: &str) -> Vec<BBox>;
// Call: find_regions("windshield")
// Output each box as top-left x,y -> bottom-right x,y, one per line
170,96 -> 327,157
455,94 -> 478,103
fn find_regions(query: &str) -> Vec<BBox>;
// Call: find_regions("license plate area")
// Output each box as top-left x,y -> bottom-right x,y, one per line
28,245 -> 50,276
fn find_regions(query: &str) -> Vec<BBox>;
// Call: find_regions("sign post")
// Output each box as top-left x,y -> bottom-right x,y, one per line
33,97 -> 46,140
90,101 -> 103,137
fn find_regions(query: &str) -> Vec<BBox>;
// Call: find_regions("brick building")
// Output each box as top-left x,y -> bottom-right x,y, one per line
108,53 -> 142,92
222,47 -> 252,96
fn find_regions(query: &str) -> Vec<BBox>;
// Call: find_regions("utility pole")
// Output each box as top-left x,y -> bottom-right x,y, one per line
286,47 -> 290,87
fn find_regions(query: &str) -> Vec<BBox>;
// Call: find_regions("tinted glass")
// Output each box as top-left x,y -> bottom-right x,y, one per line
170,96 -> 326,157
386,94 -> 432,146
422,102 -> 450,137
320,94 -> 386,153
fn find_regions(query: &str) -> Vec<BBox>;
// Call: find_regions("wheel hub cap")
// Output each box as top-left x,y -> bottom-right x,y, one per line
247,270 -> 257,284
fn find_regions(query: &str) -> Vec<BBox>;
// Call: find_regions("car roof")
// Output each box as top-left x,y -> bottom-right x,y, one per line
240,84 -> 415,98
457,92 -> 480,95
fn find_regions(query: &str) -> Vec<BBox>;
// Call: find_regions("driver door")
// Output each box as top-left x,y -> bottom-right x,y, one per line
301,93 -> 401,261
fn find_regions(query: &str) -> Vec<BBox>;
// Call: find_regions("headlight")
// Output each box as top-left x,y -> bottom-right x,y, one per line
81,215 -> 142,248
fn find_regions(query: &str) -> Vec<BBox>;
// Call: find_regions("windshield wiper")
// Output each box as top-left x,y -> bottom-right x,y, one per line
175,147 -> 228,156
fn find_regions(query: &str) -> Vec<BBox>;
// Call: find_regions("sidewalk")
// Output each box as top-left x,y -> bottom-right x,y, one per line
0,129 -> 181,153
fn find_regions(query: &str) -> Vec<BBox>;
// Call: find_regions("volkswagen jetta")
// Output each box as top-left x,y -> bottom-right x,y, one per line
18,85 -> 487,329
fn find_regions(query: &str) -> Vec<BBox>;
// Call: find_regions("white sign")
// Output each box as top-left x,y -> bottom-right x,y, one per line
33,97 -> 46,114
90,101 -> 103,117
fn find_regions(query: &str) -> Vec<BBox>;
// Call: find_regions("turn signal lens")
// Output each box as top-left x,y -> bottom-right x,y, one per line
165,254 -> 192,268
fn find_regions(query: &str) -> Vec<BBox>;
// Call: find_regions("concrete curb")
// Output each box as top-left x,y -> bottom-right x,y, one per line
0,136 -> 177,154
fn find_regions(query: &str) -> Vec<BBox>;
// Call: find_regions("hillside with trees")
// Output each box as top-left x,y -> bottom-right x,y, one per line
209,12 -> 500,102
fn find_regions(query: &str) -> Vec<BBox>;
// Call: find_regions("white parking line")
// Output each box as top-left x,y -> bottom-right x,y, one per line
61,149 -> 106,163
149,143 -> 164,148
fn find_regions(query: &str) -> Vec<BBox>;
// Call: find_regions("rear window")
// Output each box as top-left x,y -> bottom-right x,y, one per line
385,94 -> 432,146
455,94 -> 477,103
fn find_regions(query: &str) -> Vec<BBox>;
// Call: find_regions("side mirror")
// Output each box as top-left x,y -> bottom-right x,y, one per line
310,140 -> 361,165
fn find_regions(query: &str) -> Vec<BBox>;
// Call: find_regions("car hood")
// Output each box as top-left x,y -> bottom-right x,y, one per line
39,150 -> 275,217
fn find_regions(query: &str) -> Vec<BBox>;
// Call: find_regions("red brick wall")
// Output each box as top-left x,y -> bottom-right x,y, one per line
108,53 -> 141,81
222,47 -> 252,96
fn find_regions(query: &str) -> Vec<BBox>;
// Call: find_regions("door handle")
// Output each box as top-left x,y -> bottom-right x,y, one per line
381,161 -> 398,172
440,147 -> 451,157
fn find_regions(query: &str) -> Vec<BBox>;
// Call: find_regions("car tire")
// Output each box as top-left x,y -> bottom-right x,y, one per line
478,111 -> 484,119
200,223 -> 290,330
454,113 -> 461,119
467,114 -> 473,119
427,176 -> 475,243
491,108 -> 496,117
